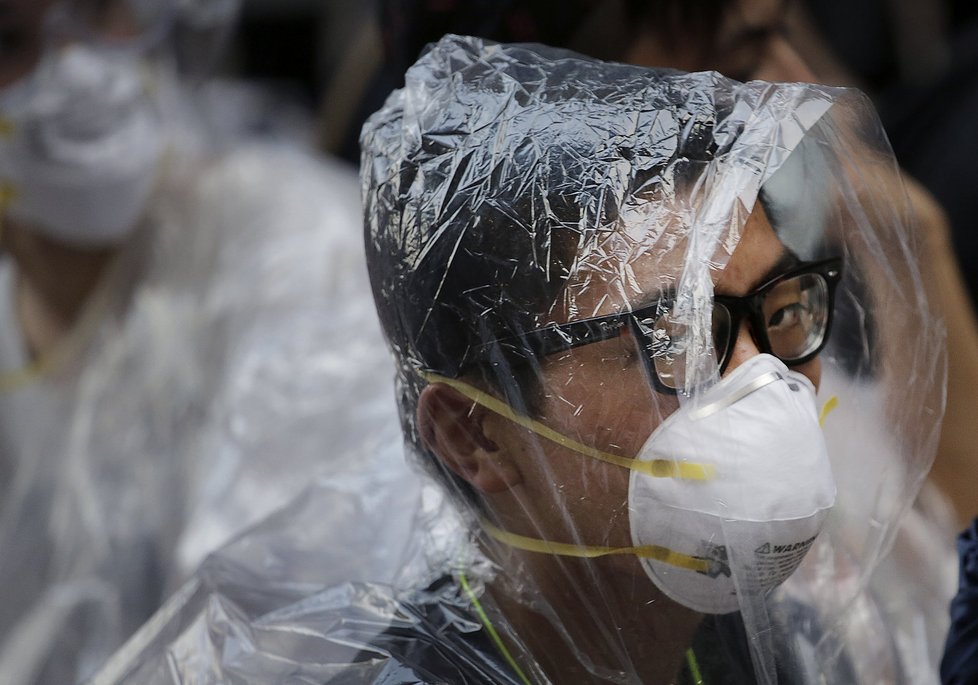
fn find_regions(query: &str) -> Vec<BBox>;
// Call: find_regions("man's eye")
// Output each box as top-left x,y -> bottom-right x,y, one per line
768,303 -> 805,329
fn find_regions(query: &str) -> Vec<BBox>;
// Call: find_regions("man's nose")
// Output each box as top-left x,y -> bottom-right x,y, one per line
719,318 -> 823,390
721,323 -> 762,378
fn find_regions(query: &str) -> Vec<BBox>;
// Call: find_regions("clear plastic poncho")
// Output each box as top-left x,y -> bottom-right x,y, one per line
356,35 -> 945,684
0,140 -> 421,684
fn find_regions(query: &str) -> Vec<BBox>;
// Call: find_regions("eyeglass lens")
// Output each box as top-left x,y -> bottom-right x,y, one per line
761,273 -> 829,361
649,272 -> 830,390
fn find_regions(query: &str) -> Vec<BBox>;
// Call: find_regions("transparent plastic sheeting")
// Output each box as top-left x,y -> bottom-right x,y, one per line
89,478 -> 430,685
90,35 -> 945,685
355,36 -> 943,684
0,144 -> 421,683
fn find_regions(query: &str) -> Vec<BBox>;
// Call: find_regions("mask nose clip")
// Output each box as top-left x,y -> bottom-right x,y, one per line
686,362 -> 785,421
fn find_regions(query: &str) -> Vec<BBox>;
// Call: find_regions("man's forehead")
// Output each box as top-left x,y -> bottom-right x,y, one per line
556,223 -> 692,320
554,198 -> 790,321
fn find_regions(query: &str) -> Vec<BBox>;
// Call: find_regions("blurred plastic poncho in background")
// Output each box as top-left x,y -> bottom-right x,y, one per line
0,1 -> 422,683
88,34 -> 945,685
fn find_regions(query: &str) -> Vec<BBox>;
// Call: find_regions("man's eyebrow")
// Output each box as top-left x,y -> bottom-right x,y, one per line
759,249 -> 802,285
628,248 -> 800,309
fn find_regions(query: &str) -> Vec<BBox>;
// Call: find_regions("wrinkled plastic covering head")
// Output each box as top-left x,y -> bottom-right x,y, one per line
364,37 -> 805,382
361,35 -> 944,684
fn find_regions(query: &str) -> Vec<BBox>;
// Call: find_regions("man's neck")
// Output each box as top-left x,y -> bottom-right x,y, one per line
5,223 -> 121,360
487,553 -> 703,685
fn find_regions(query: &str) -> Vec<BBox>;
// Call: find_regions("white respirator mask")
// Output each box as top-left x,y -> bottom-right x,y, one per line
630,353 -> 836,614
0,43 -> 165,246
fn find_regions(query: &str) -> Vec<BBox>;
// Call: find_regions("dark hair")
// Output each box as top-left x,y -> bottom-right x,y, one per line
365,155 -> 585,380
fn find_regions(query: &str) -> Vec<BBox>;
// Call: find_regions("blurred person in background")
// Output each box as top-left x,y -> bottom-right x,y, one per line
0,1 -> 418,683
797,0 -> 978,309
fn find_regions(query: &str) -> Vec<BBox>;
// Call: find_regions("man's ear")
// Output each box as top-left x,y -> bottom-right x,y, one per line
417,382 -> 522,494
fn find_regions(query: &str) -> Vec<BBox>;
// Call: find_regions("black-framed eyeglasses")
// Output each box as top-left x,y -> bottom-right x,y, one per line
477,258 -> 843,394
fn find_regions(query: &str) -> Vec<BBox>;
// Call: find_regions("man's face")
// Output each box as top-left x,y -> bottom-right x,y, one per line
0,0 -> 144,88
0,0 -> 56,87
478,201 -> 821,573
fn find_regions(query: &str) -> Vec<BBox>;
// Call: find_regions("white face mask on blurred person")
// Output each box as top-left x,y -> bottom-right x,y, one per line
0,43 -> 164,246
630,353 -> 836,614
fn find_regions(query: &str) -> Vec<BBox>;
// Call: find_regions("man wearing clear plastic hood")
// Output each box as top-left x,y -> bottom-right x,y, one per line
0,1 -> 416,683
357,35 -> 945,683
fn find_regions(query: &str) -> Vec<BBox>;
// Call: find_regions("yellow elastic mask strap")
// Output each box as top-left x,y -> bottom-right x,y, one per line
421,372 -> 714,481
0,184 -> 39,393
686,648 -> 705,684
0,181 -> 17,237
481,518 -> 711,573
0,182 -> 17,210
0,181 -> 18,250
818,395 -> 839,428
0,357 -> 56,393
458,570 -> 536,685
